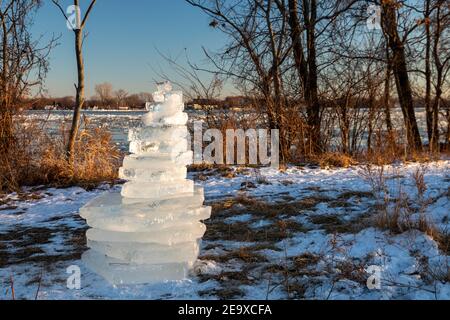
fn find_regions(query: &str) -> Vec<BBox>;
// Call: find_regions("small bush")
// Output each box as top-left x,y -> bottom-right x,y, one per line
40,127 -> 121,186
0,116 -> 122,193
361,165 -> 440,237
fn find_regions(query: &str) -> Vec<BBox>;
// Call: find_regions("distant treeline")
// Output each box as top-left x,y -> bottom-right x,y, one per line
28,93 -> 153,111
26,95 -> 450,111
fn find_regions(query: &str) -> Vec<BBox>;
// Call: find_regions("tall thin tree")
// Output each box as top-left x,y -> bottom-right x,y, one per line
380,0 -> 423,151
52,0 -> 97,164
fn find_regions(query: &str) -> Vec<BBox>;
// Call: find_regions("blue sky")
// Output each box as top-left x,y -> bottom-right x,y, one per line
32,0 -> 228,97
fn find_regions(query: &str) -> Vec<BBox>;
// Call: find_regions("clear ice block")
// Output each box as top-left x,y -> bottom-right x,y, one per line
119,166 -> 187,182
86,222 -> 207,245
143,111 -> 188,127
84,206 -> 211,233
122,151 -> 193,170
128,126 -> 188,144
121,180 -> 194,199
80,187 -> 205,218
87,240 -> 200,264
82,250 -> 190,285
129,138 -> 188,155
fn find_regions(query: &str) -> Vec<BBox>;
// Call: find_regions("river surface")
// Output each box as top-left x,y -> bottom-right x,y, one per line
26,108 -> 443,152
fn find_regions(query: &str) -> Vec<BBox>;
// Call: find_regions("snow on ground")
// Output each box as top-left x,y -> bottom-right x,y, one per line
0,161 -> 449,300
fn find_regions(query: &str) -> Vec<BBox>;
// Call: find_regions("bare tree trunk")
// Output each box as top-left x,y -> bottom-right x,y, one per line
53,0 -> 96,164
447,108 -> 450,146
0,12 -> 12,156
67,29 -> 85,163
266,0 -> 289,163
424,0 -> 433,144
381,2 -> 423,152
430,1 -> 446,152
384,57 -> 393,136
304,0 -> 321,153
340,95 -> 350,154
288,0 -> 322,153
367,91 -> 375,154
287,0 -> 308,94
431,80 -> 441,151
287,0 -> 321,154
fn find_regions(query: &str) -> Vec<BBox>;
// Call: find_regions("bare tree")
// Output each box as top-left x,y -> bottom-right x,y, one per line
424,0 -> 433,144
125,94 -> 144,109
186,0 -> 362,159
138,92 -> 154,104
95,82 -> 113,107
0,0 -> 56,189
383,43 -> 394,138
286,0 -> 322,153
155,49 -> 223,102
185,0 -> 449,158
417,0 -> 449,151
114,89 -> 129,109
0,1 -> 54,152
429,0 -> 449,151
380,0 -> 423,151
185,0 -> 295,162
52,0 -> 97,163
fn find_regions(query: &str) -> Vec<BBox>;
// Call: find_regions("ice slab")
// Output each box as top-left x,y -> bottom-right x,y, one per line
121,180 -> 194,199
84,206 -> 211,233
80,187 -> 205,218
82,249 -> 190,285
129,138 -> 188,155
86,222 -> 207,245
146,101 -> 183,116
128,126 -> 188,144
143,111 -> 188,127
122,151 -> 193,170
165,91 -> 183,106
87,240 -> 200,264
119,166 -> 187,182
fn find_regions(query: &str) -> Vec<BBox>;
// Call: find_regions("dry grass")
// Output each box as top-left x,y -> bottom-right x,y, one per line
309,213 -> 370,234
312,152 -> 357,169
433,231 -> 450,256
200,247 -> 269,264
293,252 -> 321,269
0,116 -> 122,193
209,194 -> 332,221
360,164 -> 443,238
204,219 -> 307,243
40,126 -> 121,187
188,164 -> 250,181
364,131 -> 441,166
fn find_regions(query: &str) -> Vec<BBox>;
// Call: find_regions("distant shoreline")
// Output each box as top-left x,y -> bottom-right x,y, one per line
28,109 -> 146,113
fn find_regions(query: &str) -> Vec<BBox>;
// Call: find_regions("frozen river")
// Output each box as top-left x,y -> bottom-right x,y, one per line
26,108 -> 445,152
27,110 -> 146,151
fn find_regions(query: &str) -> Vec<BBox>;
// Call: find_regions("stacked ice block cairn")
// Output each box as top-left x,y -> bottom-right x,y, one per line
80,83 -> 211,285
